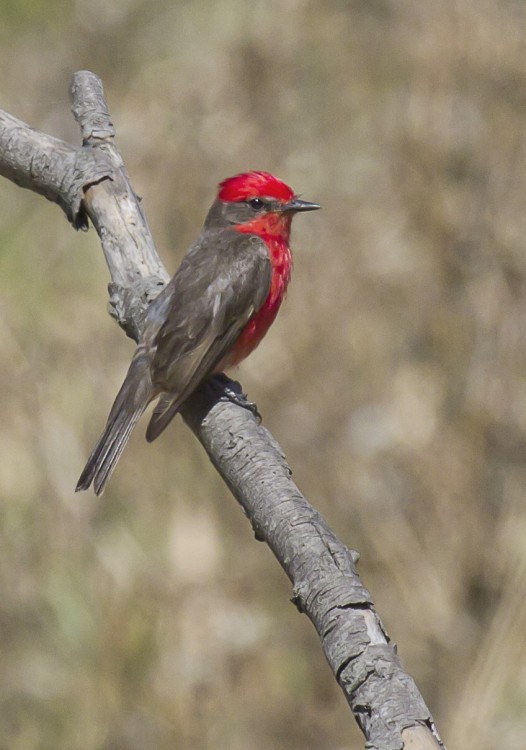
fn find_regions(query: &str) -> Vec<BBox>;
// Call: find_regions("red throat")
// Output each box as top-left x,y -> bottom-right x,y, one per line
221,227 -> 293,369
216,170 -> 296,368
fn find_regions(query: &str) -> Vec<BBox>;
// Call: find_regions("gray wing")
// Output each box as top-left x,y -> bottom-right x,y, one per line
144,229 -> 271,440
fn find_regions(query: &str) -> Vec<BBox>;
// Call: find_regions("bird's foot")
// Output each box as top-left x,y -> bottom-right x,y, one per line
213,374 -> 262,423
222,384 -> 262,423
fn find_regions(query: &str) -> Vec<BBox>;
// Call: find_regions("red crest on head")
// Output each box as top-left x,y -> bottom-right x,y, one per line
218,171 -> 295,203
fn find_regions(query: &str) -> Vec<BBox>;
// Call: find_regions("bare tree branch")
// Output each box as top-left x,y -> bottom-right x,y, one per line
0,70 -> 446,750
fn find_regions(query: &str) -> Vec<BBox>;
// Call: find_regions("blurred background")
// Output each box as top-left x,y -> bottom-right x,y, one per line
1,1 -> 526,748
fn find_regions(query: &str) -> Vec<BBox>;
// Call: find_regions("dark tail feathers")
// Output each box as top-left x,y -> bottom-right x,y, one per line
145,393 -> 182,443
76,353 -> 153,495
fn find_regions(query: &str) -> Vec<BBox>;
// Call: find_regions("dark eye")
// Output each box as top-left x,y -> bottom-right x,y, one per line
248,198 -> 265,210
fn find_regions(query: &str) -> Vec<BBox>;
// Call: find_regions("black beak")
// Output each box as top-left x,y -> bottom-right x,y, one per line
281,198 -> 321,213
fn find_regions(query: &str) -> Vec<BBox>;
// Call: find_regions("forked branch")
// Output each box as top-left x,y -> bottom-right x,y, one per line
0,71 -> 445,750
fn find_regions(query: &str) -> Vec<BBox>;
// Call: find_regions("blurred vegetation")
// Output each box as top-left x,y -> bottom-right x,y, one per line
1,0 -> 526,748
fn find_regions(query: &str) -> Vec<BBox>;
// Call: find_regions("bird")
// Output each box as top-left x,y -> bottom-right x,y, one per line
76,170 -> 320,494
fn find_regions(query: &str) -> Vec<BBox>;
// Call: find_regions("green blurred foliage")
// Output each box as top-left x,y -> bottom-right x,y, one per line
1,0 -> 526,748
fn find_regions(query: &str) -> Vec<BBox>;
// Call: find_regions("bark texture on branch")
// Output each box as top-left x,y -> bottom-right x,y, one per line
0,70 -> 446,750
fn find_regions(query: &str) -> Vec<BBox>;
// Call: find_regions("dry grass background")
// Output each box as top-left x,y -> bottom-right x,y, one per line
1,1 -> 526,748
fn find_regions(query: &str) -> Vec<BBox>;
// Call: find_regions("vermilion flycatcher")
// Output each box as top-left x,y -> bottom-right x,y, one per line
76,171 -> 319,494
